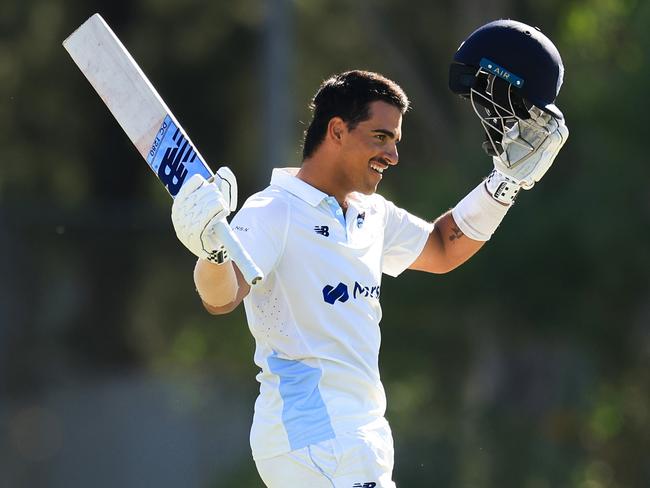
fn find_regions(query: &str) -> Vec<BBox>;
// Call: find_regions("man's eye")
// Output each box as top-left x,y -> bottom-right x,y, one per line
375,134 -> 386,141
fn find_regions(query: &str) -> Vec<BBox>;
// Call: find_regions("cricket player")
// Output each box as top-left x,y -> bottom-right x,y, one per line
171,20 -> 568,487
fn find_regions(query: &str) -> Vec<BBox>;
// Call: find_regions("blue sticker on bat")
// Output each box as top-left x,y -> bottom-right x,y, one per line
146,115 -> 212,197
479,58 -> 524,88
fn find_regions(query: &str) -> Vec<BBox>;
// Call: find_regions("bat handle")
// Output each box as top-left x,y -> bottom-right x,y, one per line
212,220 -> 264,286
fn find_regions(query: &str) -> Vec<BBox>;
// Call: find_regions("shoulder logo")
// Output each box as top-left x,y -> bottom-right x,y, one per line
353,483 -> 377,488
314,225 -> 330,237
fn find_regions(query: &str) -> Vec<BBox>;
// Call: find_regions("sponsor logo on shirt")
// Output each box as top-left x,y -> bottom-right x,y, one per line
353,483 -> 377,488
353,281 -> 380,299
322,281 -> 380,305
322,282 -> 349,304
314,225 -> 330,237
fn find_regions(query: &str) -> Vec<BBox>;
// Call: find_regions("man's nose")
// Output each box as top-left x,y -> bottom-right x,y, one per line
385,145 -> 398,165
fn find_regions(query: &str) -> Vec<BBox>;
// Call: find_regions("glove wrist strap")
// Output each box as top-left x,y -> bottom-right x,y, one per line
485,169 -> 522,205
206,246 -> 230,265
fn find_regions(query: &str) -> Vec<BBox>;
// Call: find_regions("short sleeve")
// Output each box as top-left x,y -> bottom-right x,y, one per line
229,191 -> 289,278
381,198 -> 433,277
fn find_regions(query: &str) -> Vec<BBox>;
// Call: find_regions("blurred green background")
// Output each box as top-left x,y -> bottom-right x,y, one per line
1,0 -> 649,487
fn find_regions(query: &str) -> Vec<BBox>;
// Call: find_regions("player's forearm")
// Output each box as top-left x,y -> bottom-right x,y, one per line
433,211 -> 485,269
193,259 -> 241,312
410,210 -> 485,273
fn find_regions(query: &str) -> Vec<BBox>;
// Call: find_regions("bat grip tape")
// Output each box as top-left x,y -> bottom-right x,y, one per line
212,220 -> 264,285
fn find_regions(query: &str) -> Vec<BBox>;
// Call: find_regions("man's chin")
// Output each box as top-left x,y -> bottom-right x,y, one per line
353,176 -> 381,195
359,183 -> 379,195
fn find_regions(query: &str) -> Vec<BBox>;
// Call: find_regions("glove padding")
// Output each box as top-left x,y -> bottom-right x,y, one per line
493,107 -> 569,190
171,167 -> 238,264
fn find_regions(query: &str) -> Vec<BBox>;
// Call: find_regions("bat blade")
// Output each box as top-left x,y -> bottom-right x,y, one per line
63,13 -> 212,196
63,13 -> 263,285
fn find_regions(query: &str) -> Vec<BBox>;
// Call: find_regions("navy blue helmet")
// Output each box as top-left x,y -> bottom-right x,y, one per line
449,20 -> 565,157
449,19 -> 565,120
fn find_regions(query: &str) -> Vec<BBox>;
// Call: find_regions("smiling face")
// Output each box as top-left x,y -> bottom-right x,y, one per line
336,100 -> 403,196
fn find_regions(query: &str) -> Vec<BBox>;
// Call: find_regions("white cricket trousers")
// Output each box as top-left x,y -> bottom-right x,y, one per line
255,420 -> 397,488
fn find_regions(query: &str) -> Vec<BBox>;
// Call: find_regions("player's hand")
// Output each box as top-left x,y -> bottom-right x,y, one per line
171,167 -> 238,264
486,108 -> 569,204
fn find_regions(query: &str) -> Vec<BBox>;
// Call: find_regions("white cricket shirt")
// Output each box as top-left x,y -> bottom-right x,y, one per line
230,168 -> 433,460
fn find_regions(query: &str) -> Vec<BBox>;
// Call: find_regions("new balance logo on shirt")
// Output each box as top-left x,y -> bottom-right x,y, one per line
314,225 -> 330,236
315,215 -> 365,235
353,483 -> 377,488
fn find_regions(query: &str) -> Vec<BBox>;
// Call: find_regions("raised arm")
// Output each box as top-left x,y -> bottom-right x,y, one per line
409,210 -> 485,274
411,109 -> 568,274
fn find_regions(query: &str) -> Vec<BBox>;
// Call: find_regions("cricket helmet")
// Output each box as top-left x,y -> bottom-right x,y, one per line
449,19 -> 565,158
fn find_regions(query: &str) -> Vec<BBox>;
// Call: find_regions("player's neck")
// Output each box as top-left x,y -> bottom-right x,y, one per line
298,157 -> 350,211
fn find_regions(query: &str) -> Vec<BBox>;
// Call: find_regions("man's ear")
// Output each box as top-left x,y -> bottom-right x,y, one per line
327,117 -> 347,144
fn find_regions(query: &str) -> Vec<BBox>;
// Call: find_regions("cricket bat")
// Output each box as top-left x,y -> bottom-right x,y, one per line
63,13 -> 263,285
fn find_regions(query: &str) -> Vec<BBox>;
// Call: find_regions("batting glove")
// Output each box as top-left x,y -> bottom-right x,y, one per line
486,107 -> 569,204
171,167 -> 238,264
